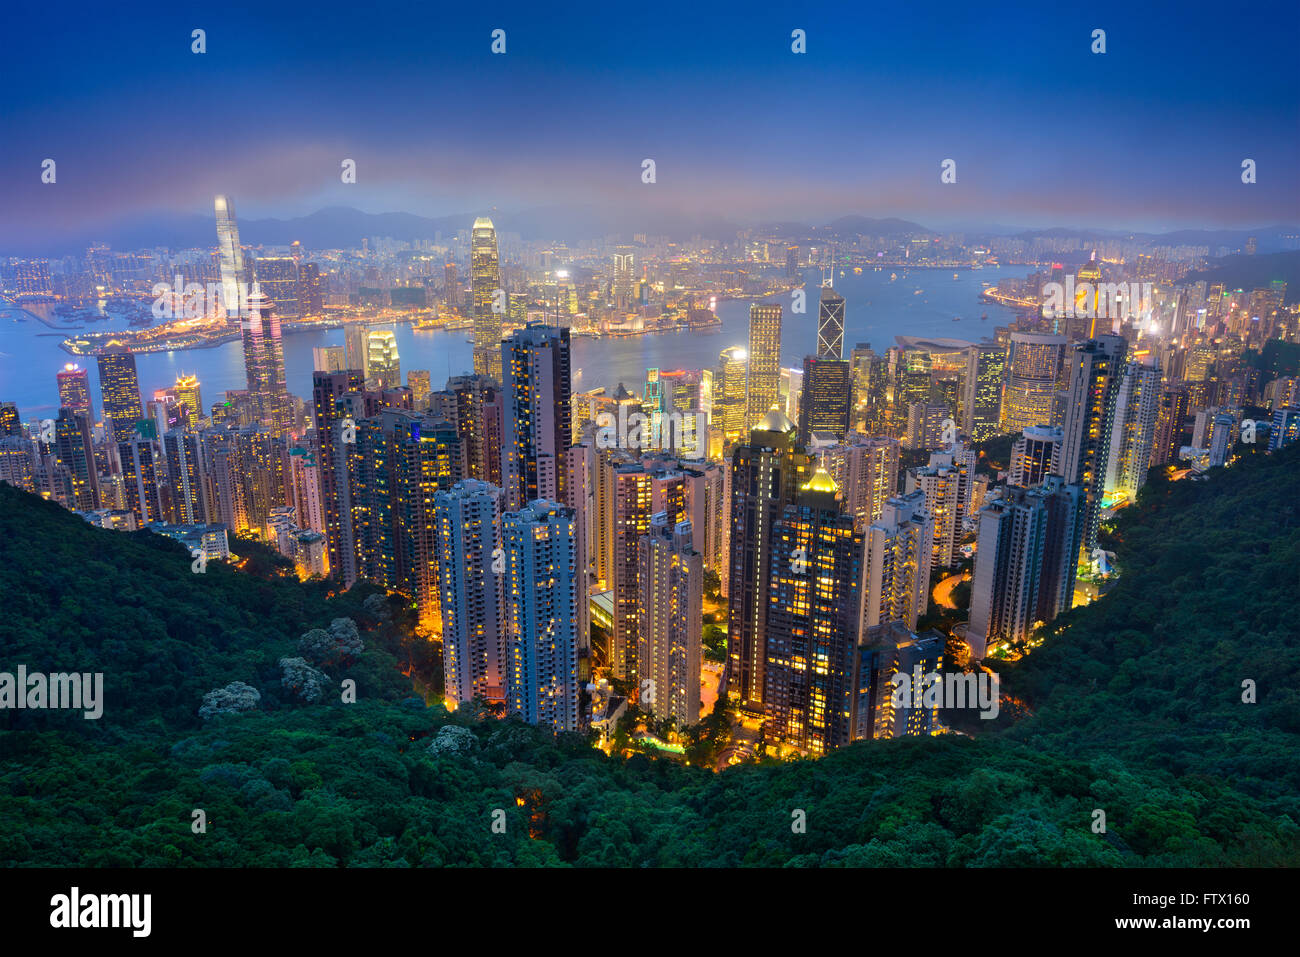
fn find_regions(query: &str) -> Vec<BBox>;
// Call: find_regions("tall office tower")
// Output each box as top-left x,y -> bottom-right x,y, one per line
173,374 -> 202,429
861,491 -> 933,632
253,256 -> 299,318
296,262 -> 324,316
903,401 -> 951,450
162,429 -> 204,524
714,346 -> 748,440
818,435 -> 900,529
96,346 -> 143,444
501,324 -> 571,511
344,323 -> 369,375
406,370 -> 432,410
784,245 -> 799,278
1150,385 -> 1190,466
817,285 -> 846,360
636,513 -> 703,727
287,445 -> 325,535
1104,355 -> 1161,502
1060,335 -> 1127,554
961,343 -> 1005,441
726,410 -> 813,712
798,355 -> 851,445
53,408 -> 100,510
0,402 -> 21,437
905,452 -> 967,569
312,370 -> 367,582
214,195 -> 248,318
1001,332 -> 1068,433
239,285 -> 291,435
613,247 -> 635,306
745,304 -> 783,429
313,345 -> 345,374
1009,425 -> 1064,488
764,470 -> 862,755
501,500 -> 580,733
967,477 -> 1083,658
230,427 -> 287,537
851,622 -> 945,741
447,374 -> 504,485
471,217 -> 503,382
56,364 -> 92,416
119,436 -> 164,526
364,329 -> 401,391
443,262 -> 460,308
434,479 -> 505,706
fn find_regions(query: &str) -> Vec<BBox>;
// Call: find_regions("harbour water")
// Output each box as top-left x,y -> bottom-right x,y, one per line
0,266 -> 1025,419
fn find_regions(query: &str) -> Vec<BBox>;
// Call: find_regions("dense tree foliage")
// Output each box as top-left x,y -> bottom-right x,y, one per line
1,446 -> 1298,866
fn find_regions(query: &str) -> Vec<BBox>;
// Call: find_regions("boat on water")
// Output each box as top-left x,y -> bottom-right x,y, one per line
914,289 -> 922,295
889,273 -> 897,281
980,313 -> 989,320
952,316 -> 962,322
953,273 -> 959,280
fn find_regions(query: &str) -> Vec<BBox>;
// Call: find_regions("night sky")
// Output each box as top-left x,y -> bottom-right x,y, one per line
2,0 -> 1297,245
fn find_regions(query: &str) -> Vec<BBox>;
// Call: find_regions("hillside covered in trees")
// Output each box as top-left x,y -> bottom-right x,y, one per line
1,445 -> 1298,867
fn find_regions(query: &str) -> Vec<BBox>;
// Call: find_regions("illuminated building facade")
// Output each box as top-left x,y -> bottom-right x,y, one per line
745,304 -> 782,429
861,491 -> 933,632
501,324 -> 571,512
1001,333 -> 1067,434
97,346 -> 144,444
636,512 -> 703,726
472,217 -> 503,382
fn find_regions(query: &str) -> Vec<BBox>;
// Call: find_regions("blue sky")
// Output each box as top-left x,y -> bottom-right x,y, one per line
1,0 -> 1297,245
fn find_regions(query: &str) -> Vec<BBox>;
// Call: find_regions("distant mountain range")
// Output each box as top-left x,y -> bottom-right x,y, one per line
7,205 -> 1297,257
1183,250 -> 1300,304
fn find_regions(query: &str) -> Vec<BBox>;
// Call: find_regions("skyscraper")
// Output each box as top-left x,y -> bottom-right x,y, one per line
726,410 -> 812,712
816,284 -> 846,360
764,469 -> 862,755
96,346 -> 143,444
502,499 -> 580,733
818,435 -> 900,529
312,370 -> 367,583
501,324 -> 571,512
174,374 -> 202,429
968,477 -> 1083,658
240,285 -> 290,435
1060,335 -> 1127,554
1151,385 -> 1190,466
1002,333 -> 1068,433
745,304 -> 782,429
214,195 -> 248,319
961,342 -> 1005,441
798,355 -> 851,445
253,256 -> 299,318
637,512 -> 703,727
344,323 -> 369,376
56,364 -> 91,416
53,407 -> 100,511
861,491 -> 933,632
1009,425 -> 1064,488
471,217 -> 503,382
406,370 -> 432,410
366,330 -> 401,391
714,346 -> 748,440
1104,355 -> 1161,502
434,479 -> 505,706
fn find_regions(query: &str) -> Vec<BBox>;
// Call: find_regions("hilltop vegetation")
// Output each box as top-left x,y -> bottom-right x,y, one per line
1,446 -> 1298,867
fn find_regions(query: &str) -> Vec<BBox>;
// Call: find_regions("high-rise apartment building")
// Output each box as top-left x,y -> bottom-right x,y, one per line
56,364 -> 92,416
968,477 -> 1083,658
636,513 -> 703,727
726,410 -> 812,711
1009,425 -> 1064,488
1060,336 -> 1127,553
763,470 -> 862,755
501,324 -> 571,511
1104,355 -> 1161,502
961,342 -> 1005,441
434,479 -> 505,705
861,491 -> 933,632
502,499 -> 581,733
96,346 -> 143,444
